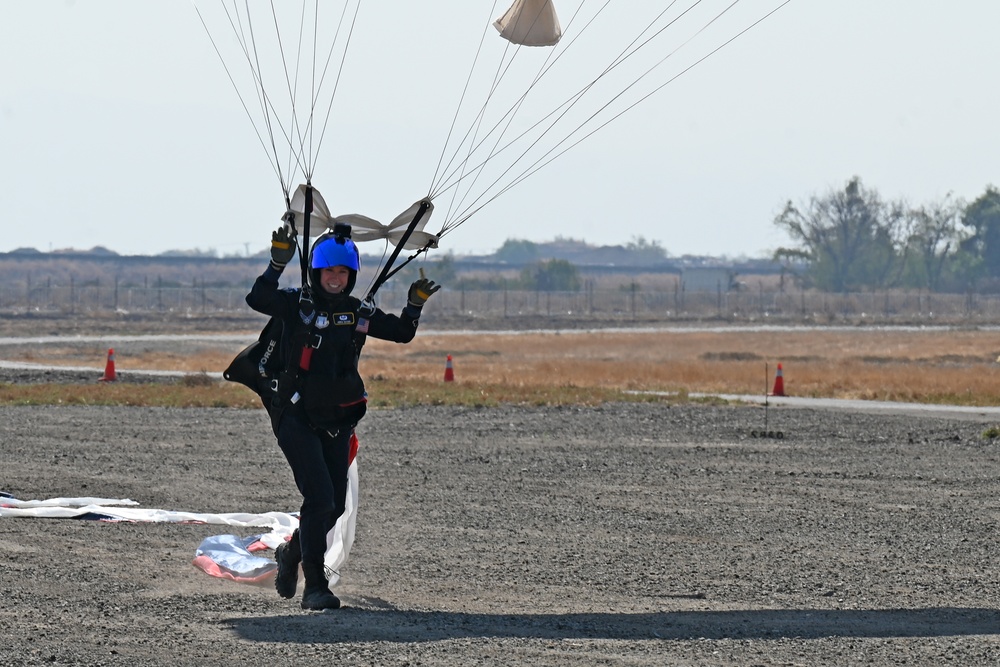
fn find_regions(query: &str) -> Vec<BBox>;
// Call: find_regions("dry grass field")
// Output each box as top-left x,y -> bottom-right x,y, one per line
366,327 -> 1000,405
3,323 -> 1000,406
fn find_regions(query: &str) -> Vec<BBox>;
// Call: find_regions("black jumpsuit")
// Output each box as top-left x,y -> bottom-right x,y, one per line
246,264 -> 421,567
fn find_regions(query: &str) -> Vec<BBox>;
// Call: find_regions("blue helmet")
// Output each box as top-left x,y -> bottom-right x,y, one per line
309,225 -> 360,295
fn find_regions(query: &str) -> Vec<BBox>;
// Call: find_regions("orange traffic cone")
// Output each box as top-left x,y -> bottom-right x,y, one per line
443,354 -> 454,382
770,362 -> 785,396
99,348 -> 117,382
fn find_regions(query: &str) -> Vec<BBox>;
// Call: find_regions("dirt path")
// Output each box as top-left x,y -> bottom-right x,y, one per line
2,402 -> 1000,666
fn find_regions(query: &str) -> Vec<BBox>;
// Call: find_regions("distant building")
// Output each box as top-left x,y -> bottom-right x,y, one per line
681,267 -> 736,292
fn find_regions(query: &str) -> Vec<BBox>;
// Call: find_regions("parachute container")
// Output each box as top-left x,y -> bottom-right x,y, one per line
494,0 -> 562,47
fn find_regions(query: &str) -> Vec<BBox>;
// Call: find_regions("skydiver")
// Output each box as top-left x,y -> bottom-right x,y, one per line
246,219 -> 439,610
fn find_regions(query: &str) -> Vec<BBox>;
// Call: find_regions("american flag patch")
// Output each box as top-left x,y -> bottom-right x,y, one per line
356,317 -> 369,334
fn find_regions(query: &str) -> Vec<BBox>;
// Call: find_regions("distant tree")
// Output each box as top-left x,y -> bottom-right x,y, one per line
901,194 -> 966,291
959,185 -> 1000,279
773,176 -> 906,292
84,246 -> 119,256
624,236 -> 668,263
431,252 -> 457,284
384,251 -> 457,286
519,259 -> 581,291
158,248 -> 219,258
495,239 -> 539,263
396,253 -> 458,288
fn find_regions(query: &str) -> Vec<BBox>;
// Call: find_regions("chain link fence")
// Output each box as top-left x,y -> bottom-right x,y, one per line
3,280 -> 1000,324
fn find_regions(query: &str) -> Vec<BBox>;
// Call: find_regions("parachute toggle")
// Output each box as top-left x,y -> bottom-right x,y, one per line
494,0 -> 562,47
286,185 -> 438,251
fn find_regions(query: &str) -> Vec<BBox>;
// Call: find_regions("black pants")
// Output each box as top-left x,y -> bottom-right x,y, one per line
274,409 -> 352,566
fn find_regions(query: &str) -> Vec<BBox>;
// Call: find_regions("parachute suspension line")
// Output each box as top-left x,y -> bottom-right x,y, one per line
268,0 -> 309,188
217,0 -> 318,199
430,0 -> 595,198
431,0 -> 606,221
198,0 -> 362,201
439,0 -> 709,226
358,241 -> 393,303
431,0 -> 597,225
502,0 -> 793,193
430,0 -> 627,211
310,0 -> 364,178
428,0 -> 504,205
433,0 -> 683,209
434,0 -> 795,239
272,0 -> 316,184
435,0 -> 756,235
240,0 -> 296,199
195,2 -> 290,198
260,0 -> 360,186
270,0 -> 362,185
305,0 -> 319,179
435,16 -> 522,227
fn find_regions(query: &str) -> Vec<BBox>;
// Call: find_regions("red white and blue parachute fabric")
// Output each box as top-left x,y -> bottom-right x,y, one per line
0,435 -> 361,589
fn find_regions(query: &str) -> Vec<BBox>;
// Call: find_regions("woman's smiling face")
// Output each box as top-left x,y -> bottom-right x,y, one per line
318,266 -> 351,294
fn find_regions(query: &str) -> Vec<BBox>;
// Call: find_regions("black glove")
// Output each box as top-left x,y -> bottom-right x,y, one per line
270,226 -> 297,270
407,277 -> 441,308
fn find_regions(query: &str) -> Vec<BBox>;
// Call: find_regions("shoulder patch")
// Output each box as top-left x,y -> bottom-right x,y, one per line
333,312 -> 356,326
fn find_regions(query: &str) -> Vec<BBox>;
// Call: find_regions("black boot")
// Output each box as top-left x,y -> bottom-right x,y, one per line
300,562 -> 341,610
273,530 -> 301,599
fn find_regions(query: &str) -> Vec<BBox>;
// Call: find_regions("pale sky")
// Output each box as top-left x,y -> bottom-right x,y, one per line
2,1 -> 998,260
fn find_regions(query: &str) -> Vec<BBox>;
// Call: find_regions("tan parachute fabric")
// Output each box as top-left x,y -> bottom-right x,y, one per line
334,199 -> 439,251
289,184 -> 439,250
289,184 -> 334,229
493,0 -> 562,47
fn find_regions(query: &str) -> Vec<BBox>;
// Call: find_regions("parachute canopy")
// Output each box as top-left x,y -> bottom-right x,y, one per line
494,0 -> 562,47
288,185 -> 438,251
196,0 -> 792,277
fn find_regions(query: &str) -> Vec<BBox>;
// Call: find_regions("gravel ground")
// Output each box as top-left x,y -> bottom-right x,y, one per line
2,396 -> 1000,666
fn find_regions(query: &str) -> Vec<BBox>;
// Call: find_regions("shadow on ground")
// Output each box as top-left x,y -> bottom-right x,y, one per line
225,606 -> 999,643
